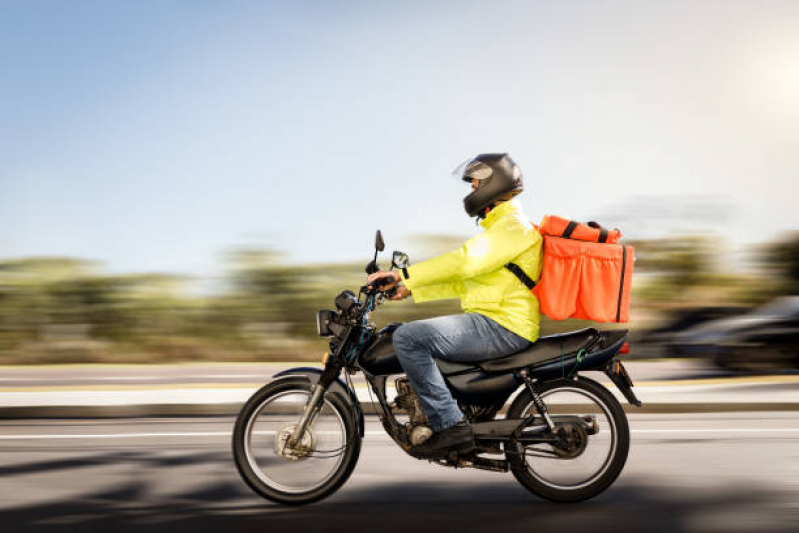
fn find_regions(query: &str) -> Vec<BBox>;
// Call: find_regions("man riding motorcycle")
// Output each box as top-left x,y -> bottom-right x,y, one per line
366,153 -> 543,458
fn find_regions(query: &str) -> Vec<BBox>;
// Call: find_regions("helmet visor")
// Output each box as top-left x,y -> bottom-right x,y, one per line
452,158 -> 493,183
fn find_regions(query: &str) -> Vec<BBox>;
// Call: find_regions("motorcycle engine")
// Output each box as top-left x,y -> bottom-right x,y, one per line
394,378 -> 433,446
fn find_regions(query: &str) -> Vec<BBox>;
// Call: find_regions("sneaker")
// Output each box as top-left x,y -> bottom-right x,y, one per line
410,419 -> 475,459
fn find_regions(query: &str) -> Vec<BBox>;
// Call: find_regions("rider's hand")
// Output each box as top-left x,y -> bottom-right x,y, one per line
366,270 -> 400,290
389,285 -> 411,301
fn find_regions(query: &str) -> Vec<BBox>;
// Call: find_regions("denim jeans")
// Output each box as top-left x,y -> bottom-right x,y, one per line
392,313 -> 533,432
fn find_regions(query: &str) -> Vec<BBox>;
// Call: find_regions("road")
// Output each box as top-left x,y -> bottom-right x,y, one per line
1,413 -> 798,532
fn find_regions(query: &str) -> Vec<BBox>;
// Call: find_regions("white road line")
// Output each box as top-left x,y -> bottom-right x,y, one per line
0,432 -> 231,439
632,428 -> 799,433
0,377 -> 244,380
0,375 -> 263,382
1,428 -> 799,440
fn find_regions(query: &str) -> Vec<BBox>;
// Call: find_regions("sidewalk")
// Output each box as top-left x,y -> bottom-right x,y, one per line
1,363 -> 797,417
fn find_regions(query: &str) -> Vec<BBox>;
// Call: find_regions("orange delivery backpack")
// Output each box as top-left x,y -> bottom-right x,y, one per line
505,216 -> 635,323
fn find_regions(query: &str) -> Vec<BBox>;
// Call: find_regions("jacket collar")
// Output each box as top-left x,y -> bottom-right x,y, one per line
480,198 -> 523,229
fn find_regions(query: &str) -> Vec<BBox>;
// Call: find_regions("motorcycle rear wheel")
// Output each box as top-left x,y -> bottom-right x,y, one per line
506,377 -> 630,503
232,377 -> 361,505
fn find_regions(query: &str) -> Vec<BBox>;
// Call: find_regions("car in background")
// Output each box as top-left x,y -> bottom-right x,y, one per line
633,306 -> 748,359
668,296 -> 799,371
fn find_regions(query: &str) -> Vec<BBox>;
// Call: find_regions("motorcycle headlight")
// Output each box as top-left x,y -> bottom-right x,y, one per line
316,310 -> 337,337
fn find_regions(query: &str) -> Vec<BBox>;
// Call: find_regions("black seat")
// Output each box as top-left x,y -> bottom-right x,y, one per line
436,358 -> 476,376
478,328 -> 600,373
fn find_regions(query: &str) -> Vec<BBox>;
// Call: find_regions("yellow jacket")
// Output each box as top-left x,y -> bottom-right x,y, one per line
400,198 -> 543,342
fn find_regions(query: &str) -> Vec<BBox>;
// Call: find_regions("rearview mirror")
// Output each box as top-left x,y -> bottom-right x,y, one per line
375,230 -> 385,252
392,251 -> 409,270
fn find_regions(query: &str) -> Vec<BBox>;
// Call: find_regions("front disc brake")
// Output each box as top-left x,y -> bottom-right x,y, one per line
274,423 -> 316,461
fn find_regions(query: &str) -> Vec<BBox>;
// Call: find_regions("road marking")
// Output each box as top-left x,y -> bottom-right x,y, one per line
1,428 -> 799,440
0,362 -> 322,370
0,375 -> 267,381
631,428 -> 799,433
0,432 -> 232,439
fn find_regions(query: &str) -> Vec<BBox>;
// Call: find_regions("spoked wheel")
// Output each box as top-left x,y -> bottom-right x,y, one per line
506,377 -> 630,502
232,377 -> 361,505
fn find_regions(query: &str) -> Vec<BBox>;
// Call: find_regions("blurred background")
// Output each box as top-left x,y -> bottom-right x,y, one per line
1,1 -> 798,531
1,0 -> 797,369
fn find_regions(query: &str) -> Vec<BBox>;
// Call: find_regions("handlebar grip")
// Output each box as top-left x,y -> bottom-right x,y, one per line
371,276 -> 392,288
366,274 -> 398,294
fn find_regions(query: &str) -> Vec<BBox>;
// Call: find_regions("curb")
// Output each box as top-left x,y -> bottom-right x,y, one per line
2,402 -> 798,419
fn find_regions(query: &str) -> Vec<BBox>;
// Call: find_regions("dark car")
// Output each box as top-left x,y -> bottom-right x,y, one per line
668,297 -> 799,370
633,306 -> 748,359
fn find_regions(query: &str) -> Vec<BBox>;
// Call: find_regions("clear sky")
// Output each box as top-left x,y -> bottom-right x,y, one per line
2,0 -> 797,276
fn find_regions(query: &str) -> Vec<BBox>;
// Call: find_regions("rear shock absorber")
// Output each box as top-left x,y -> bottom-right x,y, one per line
520,370 -> 556,432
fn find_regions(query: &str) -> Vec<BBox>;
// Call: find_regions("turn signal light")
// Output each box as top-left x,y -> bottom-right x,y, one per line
619,341 -> 630,355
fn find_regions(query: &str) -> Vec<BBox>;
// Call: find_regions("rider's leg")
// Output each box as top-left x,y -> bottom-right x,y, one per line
392,313 -> 532,433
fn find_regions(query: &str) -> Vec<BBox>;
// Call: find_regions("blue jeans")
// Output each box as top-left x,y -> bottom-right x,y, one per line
392,313 -> 533,432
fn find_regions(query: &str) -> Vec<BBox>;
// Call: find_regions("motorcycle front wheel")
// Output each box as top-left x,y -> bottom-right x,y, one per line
506,377 -> 630,503
232,377 -> 361,505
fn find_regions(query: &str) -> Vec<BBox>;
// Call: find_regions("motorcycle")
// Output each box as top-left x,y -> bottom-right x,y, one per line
232,231 -> 642,504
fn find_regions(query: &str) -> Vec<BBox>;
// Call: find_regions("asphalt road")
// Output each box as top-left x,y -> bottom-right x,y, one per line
1,413 -> 798,532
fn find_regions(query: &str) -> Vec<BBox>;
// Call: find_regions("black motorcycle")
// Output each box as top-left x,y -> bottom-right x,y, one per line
233,231 -> 642,504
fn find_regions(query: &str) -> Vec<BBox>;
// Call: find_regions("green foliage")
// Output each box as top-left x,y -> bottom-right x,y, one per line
627,236 -> 716,286
0,233 -> 794,364
763,232 -> 799,294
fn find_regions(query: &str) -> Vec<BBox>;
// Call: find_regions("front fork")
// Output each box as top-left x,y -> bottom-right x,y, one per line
287,361 -> 342,448
287,384 -> 326,447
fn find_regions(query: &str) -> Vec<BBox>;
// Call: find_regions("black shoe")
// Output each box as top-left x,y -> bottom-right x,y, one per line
411,420 -> 475,459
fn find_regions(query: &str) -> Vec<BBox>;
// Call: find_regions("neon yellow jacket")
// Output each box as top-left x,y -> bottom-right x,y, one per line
400,198 -> 543,342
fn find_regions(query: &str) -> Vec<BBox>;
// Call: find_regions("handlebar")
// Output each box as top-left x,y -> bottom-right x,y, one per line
368,273 -> 397,288
371,276 -> 394,288
361,274 -> 397,295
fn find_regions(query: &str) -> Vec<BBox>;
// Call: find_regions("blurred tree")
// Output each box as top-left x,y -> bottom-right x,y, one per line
763,232 -> 799,294
0,230 -> 789,364
627,236 -> 715,285
625,236 -> 720,306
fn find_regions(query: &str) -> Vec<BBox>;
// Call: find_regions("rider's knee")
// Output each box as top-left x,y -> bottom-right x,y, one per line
393,322 -> 425,355
392,324 -> 412,353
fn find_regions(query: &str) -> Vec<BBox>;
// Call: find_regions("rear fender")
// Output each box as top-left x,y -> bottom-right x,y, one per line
528,330 -> 628,381
603,359 -> 642,407
273,367 -> 365,437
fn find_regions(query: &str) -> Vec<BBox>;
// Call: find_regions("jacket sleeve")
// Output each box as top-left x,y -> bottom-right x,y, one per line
408,281 -> 462,303
401,217 -> 541,289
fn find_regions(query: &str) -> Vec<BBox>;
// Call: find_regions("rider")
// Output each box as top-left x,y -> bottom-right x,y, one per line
366,153 -> 543,458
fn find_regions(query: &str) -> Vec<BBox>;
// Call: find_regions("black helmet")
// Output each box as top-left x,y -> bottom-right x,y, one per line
454,153 -> 523,217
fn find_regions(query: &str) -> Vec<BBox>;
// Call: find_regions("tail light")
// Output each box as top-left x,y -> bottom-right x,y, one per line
619,341 -> 630,355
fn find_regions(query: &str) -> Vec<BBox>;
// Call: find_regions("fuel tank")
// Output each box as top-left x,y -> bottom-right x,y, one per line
358,323 -> 404,375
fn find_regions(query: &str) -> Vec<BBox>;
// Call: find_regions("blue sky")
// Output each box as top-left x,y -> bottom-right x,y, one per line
2,0 -> 798,276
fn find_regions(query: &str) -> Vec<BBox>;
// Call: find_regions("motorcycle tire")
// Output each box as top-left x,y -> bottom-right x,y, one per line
232,377 -> 361,505
506,376 -> 630,503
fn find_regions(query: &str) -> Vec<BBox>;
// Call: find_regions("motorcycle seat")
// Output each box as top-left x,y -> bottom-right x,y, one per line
478,328 -> 601,373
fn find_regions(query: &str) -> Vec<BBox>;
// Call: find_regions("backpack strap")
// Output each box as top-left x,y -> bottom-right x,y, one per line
561,220 -> 579,239
587,221 -> 609,243
504,262 -> 536,291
